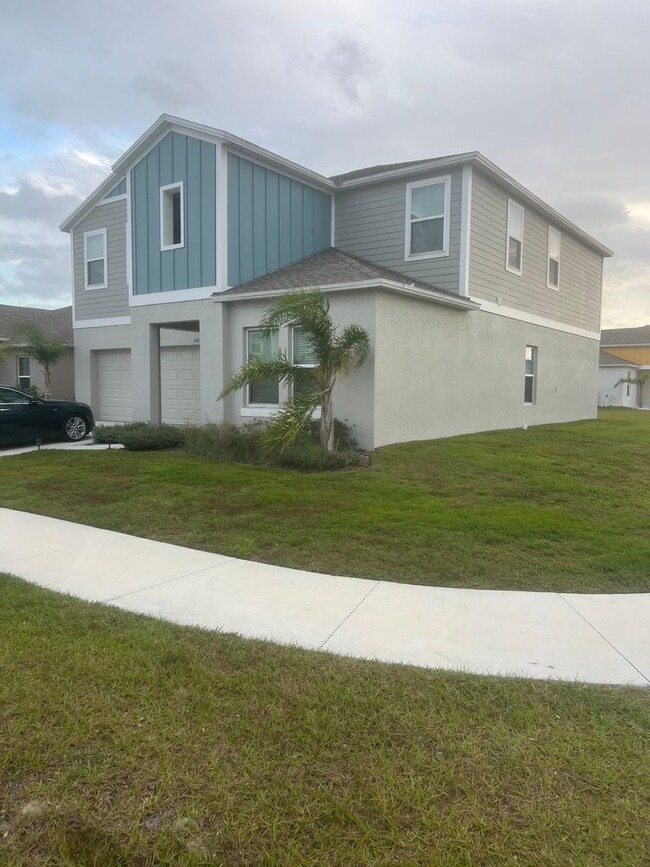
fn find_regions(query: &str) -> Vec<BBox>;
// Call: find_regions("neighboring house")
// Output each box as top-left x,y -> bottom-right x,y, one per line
0,304 -> 74,399
60,114 -> 612,448
598,325 -> 650,408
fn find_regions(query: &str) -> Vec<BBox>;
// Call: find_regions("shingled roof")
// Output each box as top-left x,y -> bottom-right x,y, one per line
0,304 -> 73,345
218,248 -> 452,297
599,350 -> 638,367
601,325 -> 650,346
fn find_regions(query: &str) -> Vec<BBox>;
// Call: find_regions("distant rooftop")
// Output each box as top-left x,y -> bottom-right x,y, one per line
601,325 -> 650,346
599,350 -> 638,367
0,304 -> 73,344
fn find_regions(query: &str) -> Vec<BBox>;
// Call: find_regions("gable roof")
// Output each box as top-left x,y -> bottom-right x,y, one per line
213,248 -> 479,311
0,304 -> 73,345
601,325 -> 650,346
60,114 -> 613,258
599,350 -> 639,367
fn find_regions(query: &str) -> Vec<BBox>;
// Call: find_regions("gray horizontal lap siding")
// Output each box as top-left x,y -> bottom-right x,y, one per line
72,199 -> 129,320
469,170 -> 602,332
334,166 -> 463,292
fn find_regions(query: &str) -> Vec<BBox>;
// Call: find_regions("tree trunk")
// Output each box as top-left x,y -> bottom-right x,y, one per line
320,389 -> 335,452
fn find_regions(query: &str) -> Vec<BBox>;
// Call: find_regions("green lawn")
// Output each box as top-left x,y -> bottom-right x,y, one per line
0,409 -> 648,592
2,575 -> 648,866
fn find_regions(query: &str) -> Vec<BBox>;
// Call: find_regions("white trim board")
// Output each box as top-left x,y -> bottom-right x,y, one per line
459,164 -> 472,296
476,299 -> 600,340
74,316 -> 131,329
130,286 -> 217,306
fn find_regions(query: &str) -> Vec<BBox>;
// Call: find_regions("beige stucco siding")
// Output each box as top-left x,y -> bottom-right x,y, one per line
469,170 -> 602,332
373,292 -> 598,448
334,167 -> 463,292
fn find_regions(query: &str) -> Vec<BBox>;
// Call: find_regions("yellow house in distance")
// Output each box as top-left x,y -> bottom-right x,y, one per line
599,325 -> 650,408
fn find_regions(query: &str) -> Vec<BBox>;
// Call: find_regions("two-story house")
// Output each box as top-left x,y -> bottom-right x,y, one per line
60,114 -> 612,448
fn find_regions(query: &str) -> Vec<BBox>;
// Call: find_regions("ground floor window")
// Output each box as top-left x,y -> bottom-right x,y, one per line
17,356 -> 30,391
291,327 -> 319,399
246,329 -> 279,405
524,346 -> 537,404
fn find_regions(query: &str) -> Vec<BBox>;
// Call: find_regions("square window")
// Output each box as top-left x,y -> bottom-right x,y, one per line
405,177 -> 450,260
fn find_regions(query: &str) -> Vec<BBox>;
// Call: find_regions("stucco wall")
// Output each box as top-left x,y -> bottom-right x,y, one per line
220,292 -> 377,449
598,366 -> 641,407
373,292 -> 599,447
0,349 -> 74,399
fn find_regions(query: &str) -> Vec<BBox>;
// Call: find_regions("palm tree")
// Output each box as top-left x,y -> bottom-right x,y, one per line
220,290 -> 370,452
615,372 -> 649,407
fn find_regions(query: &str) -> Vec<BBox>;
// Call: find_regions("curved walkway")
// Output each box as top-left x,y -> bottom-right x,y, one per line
1,507 -> 648,687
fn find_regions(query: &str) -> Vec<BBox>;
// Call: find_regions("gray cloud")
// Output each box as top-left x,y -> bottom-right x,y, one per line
0,180 -> 80,224
0,0 -> 649,325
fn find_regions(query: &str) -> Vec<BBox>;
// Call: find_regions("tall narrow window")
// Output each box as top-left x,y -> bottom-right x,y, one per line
524,346 -> 537,404
247,329 -> 280,405
547,226 -> 561,289
17,356 -> 30,390
506,200 -> 524,274
160,182 -> 184,250
84,229 -> 107,289
292,328 -> 319,399
405,177 -> 450,260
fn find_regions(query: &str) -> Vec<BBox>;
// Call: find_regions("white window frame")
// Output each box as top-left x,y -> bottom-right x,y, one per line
17,356 -> 30,390
404,175 -> 451,262
244,327 -> 280,409
547,226 -> 561,290
83,228 -> 108,290
505,199 -> 524,276
160,181 -> 185,252
524,345 -> 537,405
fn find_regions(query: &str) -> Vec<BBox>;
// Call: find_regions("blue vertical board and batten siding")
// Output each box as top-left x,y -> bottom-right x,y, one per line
227,153 -> 331,287
131,132 -> 216,294
105,178 -> 126,198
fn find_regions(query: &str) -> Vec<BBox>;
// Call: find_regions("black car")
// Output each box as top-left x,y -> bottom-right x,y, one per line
0,386 -> 95,445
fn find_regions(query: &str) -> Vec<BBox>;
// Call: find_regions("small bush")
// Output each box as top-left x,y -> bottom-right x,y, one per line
94,422 -> 185,451
302,418 -> 358,452
184,422 -> 265,463
94,422 -> 148,445
272,442 -> 361,472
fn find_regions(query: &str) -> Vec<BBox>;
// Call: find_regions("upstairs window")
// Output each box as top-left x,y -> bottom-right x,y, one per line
506,200 -> 524,274
17,356 -> 30,390
524,345 -> 537,404
84,229 -> 107,289
405,177 -> 450,260
160,182 -> 184,250
247,329 -> 279,405
547,226 -> 561,289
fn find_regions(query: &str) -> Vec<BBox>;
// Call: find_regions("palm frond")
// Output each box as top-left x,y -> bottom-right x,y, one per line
219,354 -> 296,398
261,392 -> 321,455
333,324 -> 371,370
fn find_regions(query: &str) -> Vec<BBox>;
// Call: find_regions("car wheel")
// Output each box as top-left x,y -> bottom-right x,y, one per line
62,414 -> 88,442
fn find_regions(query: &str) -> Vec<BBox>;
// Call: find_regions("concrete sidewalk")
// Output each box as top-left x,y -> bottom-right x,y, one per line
1,507 -> 648,686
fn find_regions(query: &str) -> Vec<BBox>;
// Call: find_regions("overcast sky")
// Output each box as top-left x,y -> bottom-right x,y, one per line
1,0 -> 648,327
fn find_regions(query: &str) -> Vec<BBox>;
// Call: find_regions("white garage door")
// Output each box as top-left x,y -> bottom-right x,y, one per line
98,349 -> 132,422
161,346 -> 201,425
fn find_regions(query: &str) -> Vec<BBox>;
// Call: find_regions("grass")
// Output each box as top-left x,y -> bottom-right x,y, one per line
0,409 -> 648,593
1,574 -> 649,866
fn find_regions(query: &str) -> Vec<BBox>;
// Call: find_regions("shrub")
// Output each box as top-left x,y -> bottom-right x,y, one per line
183,422 -> 265,463
94,422 -> 185,451
302,417 -> 358,452
272,442 -> 361,472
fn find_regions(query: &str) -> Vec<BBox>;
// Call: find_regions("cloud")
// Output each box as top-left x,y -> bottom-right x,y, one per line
0,0 -> 648,324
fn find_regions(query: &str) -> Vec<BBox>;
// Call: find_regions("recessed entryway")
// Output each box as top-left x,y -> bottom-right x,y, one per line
159,323 -> 201,425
